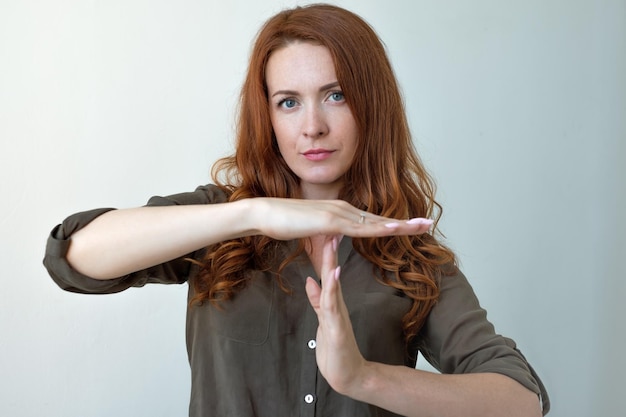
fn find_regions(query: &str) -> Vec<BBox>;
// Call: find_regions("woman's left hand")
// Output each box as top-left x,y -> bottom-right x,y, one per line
305,235 -> 367,395
304,235 -> 544,417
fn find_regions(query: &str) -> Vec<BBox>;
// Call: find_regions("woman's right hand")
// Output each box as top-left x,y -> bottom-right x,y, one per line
249,197 -> 433,240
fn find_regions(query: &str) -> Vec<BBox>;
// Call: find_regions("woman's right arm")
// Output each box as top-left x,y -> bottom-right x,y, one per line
66,200 -> 257,280
64,194 -> 434,281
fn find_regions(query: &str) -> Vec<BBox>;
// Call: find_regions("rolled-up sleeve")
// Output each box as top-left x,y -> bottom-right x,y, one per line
417,267 -> 550,415
43,184 -> 226,294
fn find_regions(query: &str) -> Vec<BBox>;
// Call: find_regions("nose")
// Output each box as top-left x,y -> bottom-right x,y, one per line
302,105 -> 328,138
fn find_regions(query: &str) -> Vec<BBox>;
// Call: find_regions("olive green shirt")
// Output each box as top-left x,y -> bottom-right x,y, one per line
43,185 -> 549,416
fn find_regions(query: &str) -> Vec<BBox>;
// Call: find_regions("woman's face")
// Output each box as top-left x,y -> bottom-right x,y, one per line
266,42 -> 358,200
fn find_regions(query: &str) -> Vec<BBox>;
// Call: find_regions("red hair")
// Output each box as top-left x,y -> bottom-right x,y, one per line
193,4 -> 456,345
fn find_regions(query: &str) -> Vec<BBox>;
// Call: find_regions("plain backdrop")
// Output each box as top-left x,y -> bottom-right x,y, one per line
1,0 -> 624,416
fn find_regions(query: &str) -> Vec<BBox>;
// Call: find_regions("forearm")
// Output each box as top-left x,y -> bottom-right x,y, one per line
66,196 -> 432,280
345,362 -> 542,417
67,199 -> 256,279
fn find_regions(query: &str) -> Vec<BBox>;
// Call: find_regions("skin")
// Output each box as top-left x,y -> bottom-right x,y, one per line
65,42 -> 542,417
266,41 -> 358,200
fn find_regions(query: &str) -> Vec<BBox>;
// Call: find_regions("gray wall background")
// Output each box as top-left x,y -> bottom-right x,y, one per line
1,0 -> 624,416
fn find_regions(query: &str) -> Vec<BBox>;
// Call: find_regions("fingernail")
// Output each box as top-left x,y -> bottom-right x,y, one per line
335,266 -> 341,281
385,222 -> 400,228
407,218 -> 433,226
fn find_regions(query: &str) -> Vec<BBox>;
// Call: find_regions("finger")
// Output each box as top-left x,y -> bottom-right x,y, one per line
305,276 -> 321,312
405,217 -> 435,232
358,212 -> 433,229
320,235 -> 339,281
326,201 -> 433,230
340,217 -> 434,238
319,237 -> 345,316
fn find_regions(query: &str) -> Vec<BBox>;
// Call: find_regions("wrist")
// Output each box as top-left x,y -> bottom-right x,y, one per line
234,197 -> 265,237
340,359 -> 378,400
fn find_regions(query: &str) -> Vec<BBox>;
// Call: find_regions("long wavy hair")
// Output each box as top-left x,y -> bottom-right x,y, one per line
192,3 -> 456,345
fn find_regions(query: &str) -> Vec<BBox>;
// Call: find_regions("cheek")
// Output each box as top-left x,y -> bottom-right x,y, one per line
273,129 -> 289,156
271,117 -> 295,152
271,130 -> 291,163
343,119 -> 359,157
269,115 -> 283,146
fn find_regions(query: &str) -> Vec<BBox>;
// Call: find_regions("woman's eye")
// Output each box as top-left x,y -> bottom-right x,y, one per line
329,91 -> 344,102
279,99 -> 297,109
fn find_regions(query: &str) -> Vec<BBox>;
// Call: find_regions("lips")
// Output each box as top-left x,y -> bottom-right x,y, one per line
303,148 -> 334,161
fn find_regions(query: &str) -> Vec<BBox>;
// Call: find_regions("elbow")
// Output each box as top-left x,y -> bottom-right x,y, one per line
496,375 -> 544,417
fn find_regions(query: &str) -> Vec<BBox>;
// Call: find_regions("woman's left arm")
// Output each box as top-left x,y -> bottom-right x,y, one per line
340,362 -> 541,417
305,236 -> 542,417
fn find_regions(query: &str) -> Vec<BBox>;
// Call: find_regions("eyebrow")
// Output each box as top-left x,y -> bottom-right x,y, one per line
270,81 -> 341,98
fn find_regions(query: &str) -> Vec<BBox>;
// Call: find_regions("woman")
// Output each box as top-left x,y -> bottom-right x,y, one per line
44,4 -> 549,416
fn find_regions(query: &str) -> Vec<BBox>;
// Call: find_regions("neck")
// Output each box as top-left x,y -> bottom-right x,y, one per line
300,183 -> 342,200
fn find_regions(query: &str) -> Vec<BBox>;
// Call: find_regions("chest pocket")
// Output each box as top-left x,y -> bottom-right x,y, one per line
347,290 -> 411,364
205,272 -> 274,345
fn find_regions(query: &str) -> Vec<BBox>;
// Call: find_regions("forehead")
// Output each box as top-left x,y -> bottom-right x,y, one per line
265,42 -> 337,90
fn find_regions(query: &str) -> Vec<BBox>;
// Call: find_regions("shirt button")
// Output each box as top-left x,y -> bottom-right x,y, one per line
307,339 -> 317,349
304,394 -> 315,404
